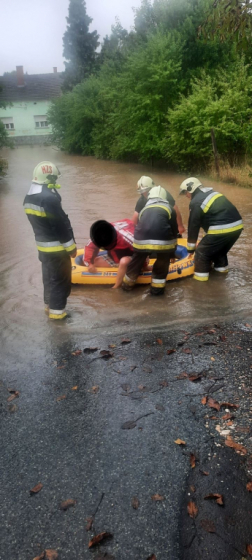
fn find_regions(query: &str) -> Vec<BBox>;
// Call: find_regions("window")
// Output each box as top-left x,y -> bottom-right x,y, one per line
1,117 -> 14,130
34,115 -> 49,129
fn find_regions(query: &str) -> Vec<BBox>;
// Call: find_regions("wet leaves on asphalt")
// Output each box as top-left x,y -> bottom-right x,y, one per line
167,349 -> 176,355
91,386 -> 99,393
7,391 -> 19,402
156,338 -> 163,345
190,453 -> 196,468
131,497 -> 140,509
71,350 -> 82,356
246,482 -> 252,492
174,438 -> 186,445
60,499 -> 77,511
159,380 -> 168,387
187,501 -> 198,518
146,555 -> 156,560
201,396 -> 207,405
71,386 -> 78,391
86,517 -> 93,531
108,344 -> 116,348
100,350 -> 114,359
121,420 -> 137,430
33,551 -> 58,560
121,383 -> 131,392
121,338 -> 131,344
182,348 -> 192,354
151,494 -> 164,501
222,413 -> 233,420
246,544 -> 252,555
200,470 -> 209,476
8,404 -> 17,413
56,395 -> 66,402
225,436 -> 247,454
88,532 -> 113,548
204,493 -> 224,505
177,371 -> 188,379
83,347 -> 98,354
220,402 -> 239,409
30,482 -> 43,495
189,374 -> 202,382
200,519 -> 216,533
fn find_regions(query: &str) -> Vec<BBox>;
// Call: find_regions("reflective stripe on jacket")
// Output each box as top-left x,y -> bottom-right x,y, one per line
187,188 -> 243,251
133,198 -> 178,252
23,183 -> 76,254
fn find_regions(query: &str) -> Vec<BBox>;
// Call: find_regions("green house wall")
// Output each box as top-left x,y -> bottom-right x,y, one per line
0,100 -> 53,143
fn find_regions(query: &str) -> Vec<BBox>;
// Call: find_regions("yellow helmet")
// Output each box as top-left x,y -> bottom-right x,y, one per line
32,161 -> 61,185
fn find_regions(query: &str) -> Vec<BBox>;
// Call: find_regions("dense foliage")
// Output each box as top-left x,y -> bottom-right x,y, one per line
49,0 -> 252,169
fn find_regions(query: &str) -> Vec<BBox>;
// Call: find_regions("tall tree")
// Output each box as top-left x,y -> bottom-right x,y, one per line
63,0 -> 99,90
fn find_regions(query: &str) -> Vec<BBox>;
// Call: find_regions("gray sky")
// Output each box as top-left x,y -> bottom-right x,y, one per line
0,0 -> 142,75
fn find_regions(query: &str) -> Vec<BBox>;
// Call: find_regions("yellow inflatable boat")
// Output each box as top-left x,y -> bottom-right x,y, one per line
71,238 -> 194,285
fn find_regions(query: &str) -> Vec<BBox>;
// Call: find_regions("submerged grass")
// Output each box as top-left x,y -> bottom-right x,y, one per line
208,160 -> 252,189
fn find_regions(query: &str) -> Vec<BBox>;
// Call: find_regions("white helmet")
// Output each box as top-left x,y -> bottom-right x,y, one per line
179,177 -> 202,195
32,161 -> 61,185
148,186 -> 167,201
137,176 -> 155,194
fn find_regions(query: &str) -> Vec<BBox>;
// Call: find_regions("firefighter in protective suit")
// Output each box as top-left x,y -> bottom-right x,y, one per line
179,177 -> 243,281
23,161 -> 77,319
122,186 -> 178,294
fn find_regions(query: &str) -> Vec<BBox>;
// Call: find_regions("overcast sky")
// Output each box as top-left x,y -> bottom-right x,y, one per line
0,0 -> 143,75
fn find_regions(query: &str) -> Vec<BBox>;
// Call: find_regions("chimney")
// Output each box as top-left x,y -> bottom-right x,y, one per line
53,67 -> 57,74
16,66 -> 24,87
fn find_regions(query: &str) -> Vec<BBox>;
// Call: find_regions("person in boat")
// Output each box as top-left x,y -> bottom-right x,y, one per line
179,177 -> 243,281
23,161 -> 77,320
83,219 -> 138,289
122,186 -> 178,295
132,175 -> 185,235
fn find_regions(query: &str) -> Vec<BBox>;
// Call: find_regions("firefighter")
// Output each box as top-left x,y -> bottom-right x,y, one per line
23,161 -> 77,319
132,175 -> 185,235
179,177 -> 243,281
122,186 -> 178,295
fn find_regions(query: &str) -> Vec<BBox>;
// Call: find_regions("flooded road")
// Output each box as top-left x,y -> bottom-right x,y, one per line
1,145 -> 252,357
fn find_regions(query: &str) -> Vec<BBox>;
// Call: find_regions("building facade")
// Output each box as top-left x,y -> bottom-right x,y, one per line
0,66 -> 63,145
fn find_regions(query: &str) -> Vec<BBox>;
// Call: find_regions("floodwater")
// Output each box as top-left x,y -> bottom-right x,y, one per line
1,145 -> 252,355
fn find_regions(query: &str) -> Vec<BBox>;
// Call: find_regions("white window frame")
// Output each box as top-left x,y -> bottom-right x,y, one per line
34,115 -> 49,129
1,117 -> 15,130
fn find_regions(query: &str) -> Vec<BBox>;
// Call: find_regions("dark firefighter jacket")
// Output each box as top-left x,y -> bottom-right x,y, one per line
133,198 -> 178,252
23,183 -> 76,255
187,188 -> 243,252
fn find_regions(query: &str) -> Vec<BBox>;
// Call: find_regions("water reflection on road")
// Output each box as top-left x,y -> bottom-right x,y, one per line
1,145 -> 252,364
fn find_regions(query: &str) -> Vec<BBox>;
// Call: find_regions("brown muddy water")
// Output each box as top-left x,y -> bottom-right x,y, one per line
1,145 -> 252,354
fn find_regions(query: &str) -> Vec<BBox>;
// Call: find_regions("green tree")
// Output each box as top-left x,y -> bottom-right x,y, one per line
63,0 -> 99,90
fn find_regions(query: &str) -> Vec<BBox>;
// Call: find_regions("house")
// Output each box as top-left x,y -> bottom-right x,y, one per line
0,66 -> 63,144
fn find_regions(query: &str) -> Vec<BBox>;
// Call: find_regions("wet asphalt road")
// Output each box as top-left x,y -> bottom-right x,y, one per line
1,320 -> 252,560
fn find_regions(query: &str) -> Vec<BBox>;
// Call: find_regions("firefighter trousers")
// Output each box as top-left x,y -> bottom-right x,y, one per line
194,230 -> 242,281
122,251 -> 173,295
39,252 -> 72,319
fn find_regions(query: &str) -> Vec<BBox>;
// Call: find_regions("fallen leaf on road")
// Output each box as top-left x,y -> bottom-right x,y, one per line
190,485 -> 196,493
156,404 -> 165,411
177,371 -> 188,379
187,501 -> 198,518
121,383 -> 131,392
30,482 -> 43,495
151,494 -> 164,501
208,329 -> 216,334
222,413 -> 232,420
71,386 -> 78,391
88,532 -> 113,548
108,344 -> 116,348
200,519 -> 216,533
121,421 -> 137,430
56,395 -> 66,402
100,350 -> 114,359
45,551 -> 58,560
7,391 -> 19,402
247,544 -> 252,555
7,388 -> 18,393
200,470 -> 209,476
156,338 -> 163,345
91,386 -> 99,393
226,420 -> 233,426
83,347 -> 98,354
167,349 -> 176,355
174,438 -> 186,445
246,482 -> 252,492
8,404 -> 17,413
121,338 -> 131,344
190,453 -> 196,468
71,350 -> 82,356
225,436 -> 247,454
60,499 -> 76,511
220,402 -> 239,409
219,335 -> 227,341
189,374 -> 202,382
182,348 -> 192,354
56,365 -> 65,369
210,357 -> 215,361
146,556 -> 156,560
245,323 -> 251,328
86,517 -> 93,531
159,380 -> 168,387
204,493 -> 224,505
131,497 -> 140,509
33,553 -> 45,560
207,398 -> 220,411
201,396 -> 207,405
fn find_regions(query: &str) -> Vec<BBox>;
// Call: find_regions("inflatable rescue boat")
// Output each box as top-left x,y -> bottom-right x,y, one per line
71,238 -> 194,285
